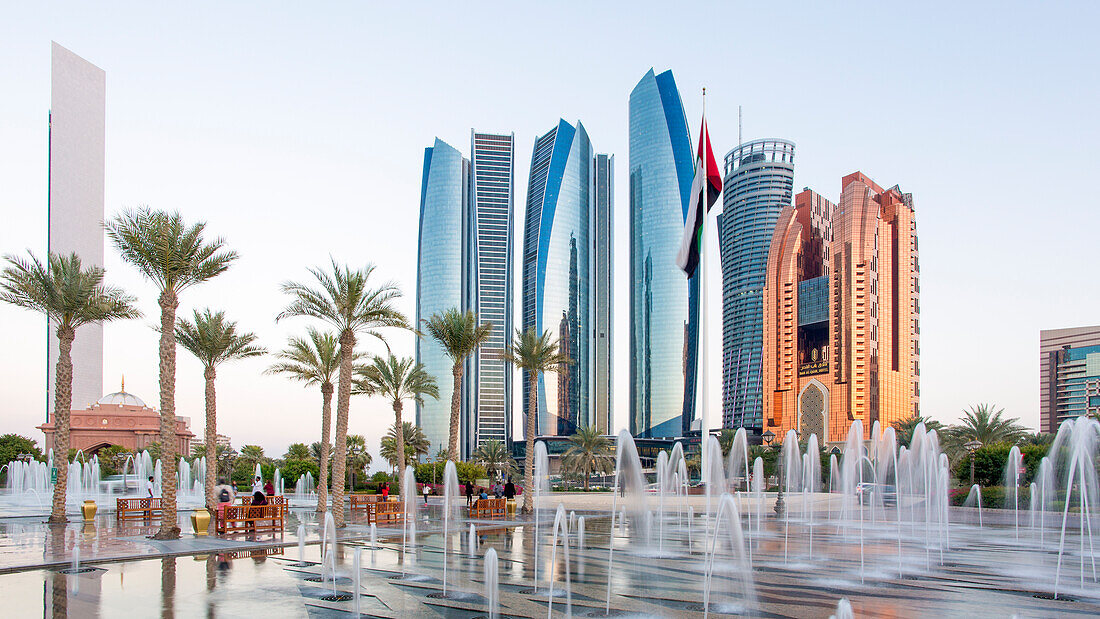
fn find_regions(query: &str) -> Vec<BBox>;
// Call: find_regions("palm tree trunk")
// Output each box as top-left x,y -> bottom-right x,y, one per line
448,362 -> 462,462
154,290 -> 180,539
203,365 -> 217,534
48,326 -> 75,524
331,329 -> 355,528
316,382 -> 333,513
394,401 -> 406,478
522,373 -> 538,514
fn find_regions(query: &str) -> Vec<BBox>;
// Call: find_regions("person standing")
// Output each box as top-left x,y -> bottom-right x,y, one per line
145,475 -> 155,497
504,478 -> 516,500
422,484 -> 431,504
381,482 -> 389,501
465,482 -> 474,506
251,475 -> 263,494
263,479 -> 275,496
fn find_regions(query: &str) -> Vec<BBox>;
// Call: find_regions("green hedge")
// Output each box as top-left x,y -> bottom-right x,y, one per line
952,443 -> 1046,487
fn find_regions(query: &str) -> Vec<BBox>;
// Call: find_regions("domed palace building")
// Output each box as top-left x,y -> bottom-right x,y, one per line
38,379 -> 195,455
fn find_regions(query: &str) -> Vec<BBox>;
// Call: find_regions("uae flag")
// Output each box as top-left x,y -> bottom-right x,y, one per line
676,117 -> 722,277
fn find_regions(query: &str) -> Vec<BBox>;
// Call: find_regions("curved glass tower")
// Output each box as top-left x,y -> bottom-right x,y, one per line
415,139 -> 468,454
523,120 -> 592,436
629,69 -> 698,438
718,139 -> 795,434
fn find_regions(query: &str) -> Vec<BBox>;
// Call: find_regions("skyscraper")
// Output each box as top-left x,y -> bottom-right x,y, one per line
1039,325 -> 1100,433
592,154 -> 614,434
717,139 -> 795,435
522,120 -> 592,436
629,69 -> 697,438
415,139 -> 469,455
762,172 -> 920,443
48,42 -> 105,417
468,131 -> 515,455
415,131 -> 514,459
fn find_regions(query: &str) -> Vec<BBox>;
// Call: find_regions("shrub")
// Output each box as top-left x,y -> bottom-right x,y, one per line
279,459 -> 319,487
952,443 -> 1046,487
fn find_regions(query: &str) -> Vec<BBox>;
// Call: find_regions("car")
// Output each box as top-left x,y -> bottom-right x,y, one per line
855,482 -> 897,506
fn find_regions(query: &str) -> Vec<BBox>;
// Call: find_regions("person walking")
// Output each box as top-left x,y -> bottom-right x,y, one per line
465,482 -> 474,506
422,484 -> 431,504
145,475 -> 155,497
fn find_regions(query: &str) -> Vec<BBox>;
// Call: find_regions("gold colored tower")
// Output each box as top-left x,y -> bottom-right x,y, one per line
762,172 -> 919,443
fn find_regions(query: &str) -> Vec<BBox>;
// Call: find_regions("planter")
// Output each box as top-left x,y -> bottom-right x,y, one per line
191,508 -> 211,536
81,500 -> 97,521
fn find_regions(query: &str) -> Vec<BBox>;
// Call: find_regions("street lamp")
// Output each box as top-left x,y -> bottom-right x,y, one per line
964,440 -> 983,486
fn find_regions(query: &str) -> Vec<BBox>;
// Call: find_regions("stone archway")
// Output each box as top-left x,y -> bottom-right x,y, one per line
798,379 -> 829,440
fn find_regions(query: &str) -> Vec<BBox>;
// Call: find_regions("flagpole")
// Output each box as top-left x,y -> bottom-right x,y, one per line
700,87 -> 711,484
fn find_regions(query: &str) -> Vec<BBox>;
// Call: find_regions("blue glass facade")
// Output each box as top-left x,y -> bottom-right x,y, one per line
1056,344 -> 1100,419
717,139 -> 794,434
592,153 -> 614,434
629,69 -> 698,439
415,139 -> 469,455
523,120 -> 593,436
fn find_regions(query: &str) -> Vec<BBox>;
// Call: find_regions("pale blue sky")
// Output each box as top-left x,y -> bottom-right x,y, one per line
1,2 -> 1098,465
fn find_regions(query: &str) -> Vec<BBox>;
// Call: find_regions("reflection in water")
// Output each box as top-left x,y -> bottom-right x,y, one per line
161,556 -> 175,619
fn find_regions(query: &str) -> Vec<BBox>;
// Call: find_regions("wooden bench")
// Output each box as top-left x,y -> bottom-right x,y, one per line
350,494 -> 386,512
216,503 -> 285,534
117,497 -> 163,520
367,500 -> 405,525
238,495 -> 288,516
469,498 -> 506,520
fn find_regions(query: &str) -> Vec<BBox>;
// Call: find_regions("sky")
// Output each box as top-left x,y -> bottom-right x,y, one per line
1,2 -> 1098,469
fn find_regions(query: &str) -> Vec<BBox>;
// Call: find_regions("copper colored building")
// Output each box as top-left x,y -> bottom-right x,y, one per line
762,172 -> 919,444
38,382 -> 195,455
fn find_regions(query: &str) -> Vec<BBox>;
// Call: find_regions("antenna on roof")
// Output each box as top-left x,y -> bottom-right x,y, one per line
738,105 -> 742,145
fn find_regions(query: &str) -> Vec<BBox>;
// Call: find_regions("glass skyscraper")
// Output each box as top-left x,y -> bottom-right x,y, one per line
717,139 -> 795,434
416,132 -> 514,459
522,120 -> 614,437
415,139 -> 469,455
628,69 -> 698,438
467,131 -> 515,455
592,153 -> 614,434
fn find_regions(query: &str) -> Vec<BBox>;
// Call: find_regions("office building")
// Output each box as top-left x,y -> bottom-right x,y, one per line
1040,325 -> 1100,433
415,132 -> 515,459
762,172 -> 920,443
628,68 -> 698,438
415,139 -> 469,454
717,139 -> 795,435
592,153 -> 614,434
48,43 -> 106,417
467,131 -> 515,454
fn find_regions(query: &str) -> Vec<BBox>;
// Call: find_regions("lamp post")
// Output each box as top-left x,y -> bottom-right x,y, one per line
763,430 -> 784,517
964,440 -> 983,486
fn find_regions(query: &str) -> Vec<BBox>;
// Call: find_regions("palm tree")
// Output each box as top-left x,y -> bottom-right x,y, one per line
107,208 -> 236,539
239,445 -> 265,474
561,426 -> 613,491
380,423 -> 431,471
891,412 -> 945,448
424,308 -> 493,462
0,252 -> 139,523
284,443 -> 311,461
717,428 -> 737,458
356,355 -> 438,476
266,328 -> 357,514
501,328 -> 571,513
346,434 -> 370,490
473,439 -> 515,481
945,404 -> 1028,446
175,308 -> 264,524
278,259 -> 409,527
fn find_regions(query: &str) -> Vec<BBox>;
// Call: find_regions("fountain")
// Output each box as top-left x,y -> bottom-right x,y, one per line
484,548 -> 499,619
830,597 -> 854,619
1004,445 -> 1024,539
702,493 -> 756,618
546,504 -> 573,617
441,461 -> 459,596
370,523 -> 378,564
963,484 -> 983,527
531,441 -> 549,592
319,512 -> 338,597
400,465 -> 417,575
468,523 -> 476,556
